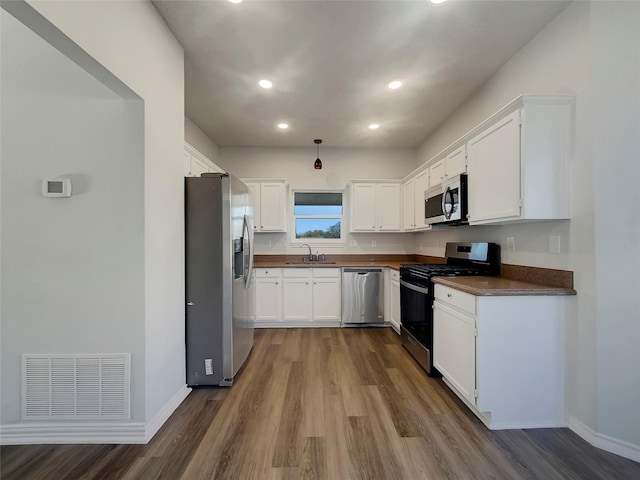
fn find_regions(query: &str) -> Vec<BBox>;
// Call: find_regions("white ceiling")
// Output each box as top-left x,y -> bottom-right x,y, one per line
152,0 -> 570,148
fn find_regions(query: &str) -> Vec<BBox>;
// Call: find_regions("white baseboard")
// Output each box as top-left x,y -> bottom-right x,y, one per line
568,416 -> 640,463
255,321 -> 341,328
0,385 -> 192,445
144,385 -> 191,443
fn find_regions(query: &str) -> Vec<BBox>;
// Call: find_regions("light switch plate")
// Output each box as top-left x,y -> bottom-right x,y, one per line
506,236 -> 515,252
549,235 -> 561,254
350,239 -> 357,247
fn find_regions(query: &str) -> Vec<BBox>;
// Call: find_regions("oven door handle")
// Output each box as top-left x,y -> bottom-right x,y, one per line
400,280 -> 430,295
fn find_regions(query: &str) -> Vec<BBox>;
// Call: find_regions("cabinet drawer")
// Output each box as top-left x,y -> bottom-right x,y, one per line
390,269 -> 400,282
255,268 -> 282,278
312,267 -> 341,278
283,268 -> 311,278
434,284 -> 476,315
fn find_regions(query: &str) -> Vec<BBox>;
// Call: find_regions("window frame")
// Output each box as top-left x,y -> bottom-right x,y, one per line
290,189 -> 345,246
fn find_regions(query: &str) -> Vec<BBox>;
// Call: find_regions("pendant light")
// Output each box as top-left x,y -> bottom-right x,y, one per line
314,139 -> 323,170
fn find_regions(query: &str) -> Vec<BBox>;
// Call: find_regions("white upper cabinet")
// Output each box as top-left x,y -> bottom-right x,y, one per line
428,159 -> 445,188
184,141 -> 225,177
445,145 -> 466,179
351,183 -> 377,231
377,183 -> 402,231
467,95 -> 573,224
401,169 -> 430,231
467,110 -> 521,223
402,179 -> 415,231
413,169 -> 429,230
350,181 -> 401,232
243,179 -> 288,232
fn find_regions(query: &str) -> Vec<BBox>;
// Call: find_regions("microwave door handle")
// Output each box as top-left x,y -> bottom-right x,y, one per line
442,186 -> 451,220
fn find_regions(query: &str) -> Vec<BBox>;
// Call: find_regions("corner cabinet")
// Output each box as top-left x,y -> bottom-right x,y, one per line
242,179 -> 287,232
433,284 -> 566,430
350,181 -> 401,232
466,95 -> 573,224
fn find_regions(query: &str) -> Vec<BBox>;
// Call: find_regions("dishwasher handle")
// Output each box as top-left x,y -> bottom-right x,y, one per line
342,268 -> 383,274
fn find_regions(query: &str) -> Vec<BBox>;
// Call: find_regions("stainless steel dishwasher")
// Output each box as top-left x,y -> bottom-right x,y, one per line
341,268 -> 384,325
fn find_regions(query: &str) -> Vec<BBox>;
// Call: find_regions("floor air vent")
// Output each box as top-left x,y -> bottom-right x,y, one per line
22,354 -> 130,420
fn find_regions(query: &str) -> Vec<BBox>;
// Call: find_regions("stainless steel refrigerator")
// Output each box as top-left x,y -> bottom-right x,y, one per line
185,173 -> 255,386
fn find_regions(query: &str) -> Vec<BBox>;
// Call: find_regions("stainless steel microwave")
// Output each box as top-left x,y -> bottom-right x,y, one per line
424,174 -> 468,225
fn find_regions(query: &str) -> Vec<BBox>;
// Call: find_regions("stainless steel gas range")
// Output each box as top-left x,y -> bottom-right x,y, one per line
399,242 -> 500,376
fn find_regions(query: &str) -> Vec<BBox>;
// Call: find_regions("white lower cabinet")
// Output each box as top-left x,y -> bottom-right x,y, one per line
255,268 -> 282,324
283,270 -> 313,322
433,283 -> 566,430
255,268 -> 341,327
311,269 -> 342,322
389,269 -> 401,334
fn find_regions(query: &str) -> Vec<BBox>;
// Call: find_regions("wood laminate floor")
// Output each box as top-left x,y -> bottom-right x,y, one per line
2,328 -> 639,479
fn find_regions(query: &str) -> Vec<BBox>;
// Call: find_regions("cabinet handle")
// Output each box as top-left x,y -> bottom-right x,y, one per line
447,293 -> 452,297
275,282 -> 278,285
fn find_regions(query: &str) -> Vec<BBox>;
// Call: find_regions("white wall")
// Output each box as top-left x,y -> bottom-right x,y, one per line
3,0 -> 187,437
416,0 -> 640,456
1,9 -> 145,423
591,0 -> 640,452
218,147 -> 418,255
185,116 -> 220,165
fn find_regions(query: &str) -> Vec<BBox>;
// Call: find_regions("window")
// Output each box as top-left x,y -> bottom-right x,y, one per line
292,191 -> 343,242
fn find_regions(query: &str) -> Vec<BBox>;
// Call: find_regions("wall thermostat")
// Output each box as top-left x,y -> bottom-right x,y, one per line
42,178 -> 72,197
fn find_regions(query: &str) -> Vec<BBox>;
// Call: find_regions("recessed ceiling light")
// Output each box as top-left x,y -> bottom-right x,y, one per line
369,123 -> 380,130
431,0 -> 447,4
277,123 -> 288,129
258,79 -> 273,89
388,80 -> 402,90
229,0 -> 243,4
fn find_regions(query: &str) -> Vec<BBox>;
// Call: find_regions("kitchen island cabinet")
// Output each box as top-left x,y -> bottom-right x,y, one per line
433,283 -> 566,429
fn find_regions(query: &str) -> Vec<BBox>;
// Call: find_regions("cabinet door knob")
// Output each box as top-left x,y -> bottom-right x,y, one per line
447,293 -> 452,297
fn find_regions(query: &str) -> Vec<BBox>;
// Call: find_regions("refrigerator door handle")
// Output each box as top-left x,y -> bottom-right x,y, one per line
243,214 -> 254,290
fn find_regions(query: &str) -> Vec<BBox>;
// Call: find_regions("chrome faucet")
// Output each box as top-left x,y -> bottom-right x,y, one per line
302,243 -> 313,262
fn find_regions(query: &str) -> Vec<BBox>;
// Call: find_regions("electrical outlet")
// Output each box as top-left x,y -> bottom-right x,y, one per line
549,235 -> 561,254
506,236 -> 515,252
371,240 -> 376,248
